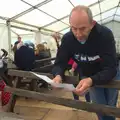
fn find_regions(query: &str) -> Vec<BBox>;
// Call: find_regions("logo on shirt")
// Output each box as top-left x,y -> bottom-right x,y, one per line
74,54 -> 101,62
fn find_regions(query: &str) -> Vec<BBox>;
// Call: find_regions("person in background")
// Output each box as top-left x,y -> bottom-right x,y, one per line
52,5 -> 119,120
13,36 -> 22,53
14,42 -> 35,71
24,41 -> 35,50
51,32 -> 61,49
14,36 -> 22,45
42,42 -> 49,50
35,44 -> 51,66
34,43 -> 52,89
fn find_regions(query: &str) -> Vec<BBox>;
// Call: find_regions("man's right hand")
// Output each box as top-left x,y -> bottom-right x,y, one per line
53,75 -> 62,84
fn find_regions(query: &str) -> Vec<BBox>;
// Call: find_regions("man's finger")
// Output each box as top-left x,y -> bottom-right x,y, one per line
55,81 -> 61,83
76,82 -> 82,89
76,84 -> 88,93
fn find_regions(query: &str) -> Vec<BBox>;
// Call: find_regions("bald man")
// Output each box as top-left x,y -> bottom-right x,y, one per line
52,5 -> 120,120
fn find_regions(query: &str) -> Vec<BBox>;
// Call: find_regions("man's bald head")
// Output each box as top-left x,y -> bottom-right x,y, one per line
69,5 -> 94,41
69,5 -> 93,24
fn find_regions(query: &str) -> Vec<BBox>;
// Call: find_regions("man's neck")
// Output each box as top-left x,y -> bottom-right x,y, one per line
78,40 -> 86,44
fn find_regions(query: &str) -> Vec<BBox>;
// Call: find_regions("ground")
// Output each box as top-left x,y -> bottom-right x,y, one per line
11,89 -> 120,120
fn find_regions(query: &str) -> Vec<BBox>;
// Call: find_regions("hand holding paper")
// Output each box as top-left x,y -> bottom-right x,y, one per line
31,72 -> 75,91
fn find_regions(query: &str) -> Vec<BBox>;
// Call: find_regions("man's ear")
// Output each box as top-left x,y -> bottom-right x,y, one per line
90,20 -> 96,29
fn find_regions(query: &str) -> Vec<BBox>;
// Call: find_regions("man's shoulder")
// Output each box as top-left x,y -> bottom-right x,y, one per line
63,31 -> 72,37
61,31 -> 74,42
95,23 -> 115,44
96,23 -> 113,36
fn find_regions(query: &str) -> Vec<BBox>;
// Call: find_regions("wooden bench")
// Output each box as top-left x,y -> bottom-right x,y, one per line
4,69 -> 120,118
4,85 -> 120,118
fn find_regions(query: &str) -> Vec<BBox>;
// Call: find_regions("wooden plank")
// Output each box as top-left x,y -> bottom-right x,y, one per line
15,105 -> 50,113
43,109 -> 77,120
32,64 -> 53,73
43,109 -> 94,120
0,73 -> 13,87
8,77 -> 22,112
8,69 -> 53,79
4,86 -> 120,118
35,57 -> 56,63
8,69 -> 79,85
14,105 -> 50,119
8,69 -> 120,89
7,62 -> 17,69
35,64 -> 53,69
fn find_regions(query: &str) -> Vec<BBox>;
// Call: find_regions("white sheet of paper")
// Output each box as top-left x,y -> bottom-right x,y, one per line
31,72 -> 54,83
31,72 -> 75,91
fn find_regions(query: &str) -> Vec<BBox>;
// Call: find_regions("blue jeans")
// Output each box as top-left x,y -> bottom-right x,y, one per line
73,92 -> 90,102
89,68 -> 120,120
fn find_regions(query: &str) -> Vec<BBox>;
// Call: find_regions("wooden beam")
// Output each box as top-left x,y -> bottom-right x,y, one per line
8,69 -> 79,84
38,64 -> 53,69
8,69 -> 53,79
32,64 -> 53,73
4,86 -> 120,118
35,57 -> 56,63
8,69 -> 120,89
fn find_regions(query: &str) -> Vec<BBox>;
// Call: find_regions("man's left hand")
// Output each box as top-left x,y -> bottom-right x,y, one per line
73,77 -> 93,96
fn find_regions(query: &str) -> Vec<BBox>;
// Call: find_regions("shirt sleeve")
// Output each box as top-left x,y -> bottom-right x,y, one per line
90,30 -> 117,85
52,35 -> 72,79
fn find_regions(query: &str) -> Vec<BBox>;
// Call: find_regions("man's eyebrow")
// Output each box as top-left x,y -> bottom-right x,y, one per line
71,26 -> 77,28
71,26 -> 86,29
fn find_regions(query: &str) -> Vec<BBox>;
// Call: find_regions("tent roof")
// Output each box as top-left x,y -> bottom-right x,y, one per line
1,0 -> 120,34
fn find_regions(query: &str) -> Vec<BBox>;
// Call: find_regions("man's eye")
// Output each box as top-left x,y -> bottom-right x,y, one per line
73,27 -> 77,31
80,27 -> 86,31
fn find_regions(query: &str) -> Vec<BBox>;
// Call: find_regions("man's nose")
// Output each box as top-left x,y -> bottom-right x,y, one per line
76,29 -> 82,37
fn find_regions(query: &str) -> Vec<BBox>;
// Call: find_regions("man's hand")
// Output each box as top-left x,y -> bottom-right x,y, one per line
52,75 -> 62,89
74,77 -> 93,95
53,75 -> 62,83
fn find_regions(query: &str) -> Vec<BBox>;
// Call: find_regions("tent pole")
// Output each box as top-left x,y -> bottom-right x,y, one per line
7,21 -> 11,58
